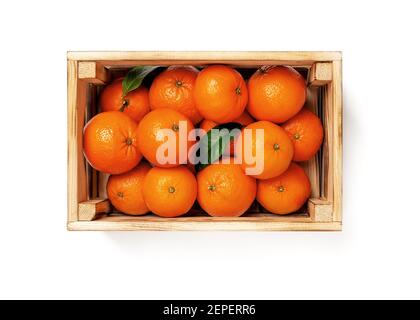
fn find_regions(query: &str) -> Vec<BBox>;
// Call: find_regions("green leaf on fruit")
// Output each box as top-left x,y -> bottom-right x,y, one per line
122,66 -> 157,97
195,122 -> 242,172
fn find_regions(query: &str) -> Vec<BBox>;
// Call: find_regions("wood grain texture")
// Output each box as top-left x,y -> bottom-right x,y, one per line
308,198 -> 333,222
322,84 -> 334,201
302,87 -> 320,198
309,62 -> 333,86
68,61 -> 88,222
332,60 -> 343,222
78,61 -> 108,84
67,60 -> 78,222
67,51 -> 342,67
78,199 -> 111,221
97,172 -> 109,198
68,215 -> 341,231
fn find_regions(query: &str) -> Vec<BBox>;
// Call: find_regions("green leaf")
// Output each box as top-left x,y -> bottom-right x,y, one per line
122,66 -> 158,97
195,122 -> 243,172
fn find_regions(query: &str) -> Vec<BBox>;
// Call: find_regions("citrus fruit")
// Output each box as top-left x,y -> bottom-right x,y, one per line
136,108 -> 195,167
240,121 -> 294,180
143,166 -> 197,217
197,159 -> 256,217
256,162 -> 311,214
199,119 -> 218,133
232,110 -> 254,126
199,111 -> 254,133
99,78 -> 150,122
149,66 -> 202,124
106,162 -> 151,215
194,65 -> 248,123
247,66 -> 306,123
282,108 -> 324,161
83,111 -> 142,174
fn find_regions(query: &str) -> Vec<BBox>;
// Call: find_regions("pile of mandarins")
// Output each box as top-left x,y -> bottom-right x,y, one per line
83,65 -> 324,218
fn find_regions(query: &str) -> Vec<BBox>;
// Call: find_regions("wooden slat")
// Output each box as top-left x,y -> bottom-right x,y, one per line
68,215 -> 341,231
301,87 -> 320,198
308,198 -> 333,222
97,173 -> 109,198
322,84 -> 334,201
332,60 -> 343,222
78,199 -> 111,221
67,51 -> 342,67
67,60 -> 79,222
309,62 -> 333,86
78,61 -> 108,84
67,61 -> 89,222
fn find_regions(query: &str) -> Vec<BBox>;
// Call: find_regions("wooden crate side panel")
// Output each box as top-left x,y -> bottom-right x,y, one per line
68,51 -> 342,67
68,218 -> 341,232
302,86 -> 320,198
332,60 -> 343,222
67,60 -> 88,222
322,83 -> 334,202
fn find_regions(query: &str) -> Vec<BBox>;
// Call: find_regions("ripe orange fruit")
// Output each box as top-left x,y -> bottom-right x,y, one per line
99,78 -> 150,122
247,66 -> 306,123
256,162 -> 311,214
143,166 -> 197,217
106,162 -> 151,215
149,66 -> 202,124
241,121 -> 294,180
136,108 -> 195,167
282,109 -> 324,161
83,111 -> 142,174
232,110 -> 254,126
197,160 -> 256,217
194,65 -> 248,123
199,119 -> 218,133
199,111 -> 254,133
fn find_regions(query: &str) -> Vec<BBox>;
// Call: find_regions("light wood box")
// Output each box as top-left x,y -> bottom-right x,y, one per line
67,51 -> 343,231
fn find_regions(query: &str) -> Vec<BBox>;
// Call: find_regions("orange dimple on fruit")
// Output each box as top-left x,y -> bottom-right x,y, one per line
241,121 -> 294,180
197,160 -> 257,217
194,65 -> 248,123
136,108 -> 195,167
142,166 -> 197,217
83,111 -> 142,174
247,66 -> 306,123
282,108 -> 324,161
99,78 -> 150,122
149,66 -> 202,124
106,162 -> 151,215
257,163 -> 311,214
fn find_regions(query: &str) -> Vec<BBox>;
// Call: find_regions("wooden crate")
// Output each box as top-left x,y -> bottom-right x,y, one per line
67,51 -> 343,231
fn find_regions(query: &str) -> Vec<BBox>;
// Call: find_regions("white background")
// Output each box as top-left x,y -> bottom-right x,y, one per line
0,0 -> 419,300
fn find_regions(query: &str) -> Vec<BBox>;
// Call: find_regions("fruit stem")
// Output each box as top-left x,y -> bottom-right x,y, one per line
278,186 -> 285,193
175,80 -> 183,88
119,99 -> 129,112
168,186 -> 176,193
208,185 -> 216,192
126,137 -> 133,146
235,87 -> 241,95
273,143 -> 280,151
